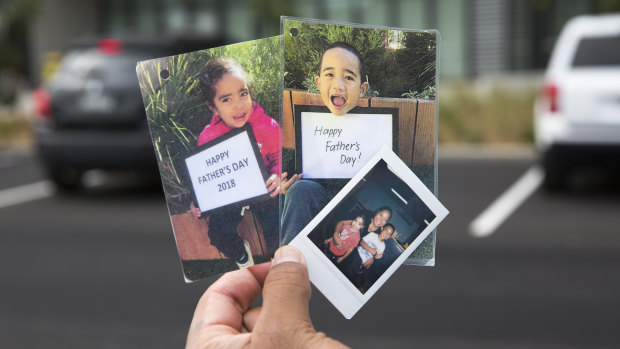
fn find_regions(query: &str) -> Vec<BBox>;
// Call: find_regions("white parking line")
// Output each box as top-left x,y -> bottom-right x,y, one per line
0,180 -> 55,210
469,166 -> 544,238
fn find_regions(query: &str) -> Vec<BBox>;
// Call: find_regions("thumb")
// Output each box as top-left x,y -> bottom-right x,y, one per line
254,246 -> 350,349
251,246 -> 316,348
262,245 -> 312,325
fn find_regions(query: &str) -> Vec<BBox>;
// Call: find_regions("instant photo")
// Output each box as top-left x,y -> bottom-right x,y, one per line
290,147 -> 448,318
137,37 -> 282,281
280,17 -> 439,265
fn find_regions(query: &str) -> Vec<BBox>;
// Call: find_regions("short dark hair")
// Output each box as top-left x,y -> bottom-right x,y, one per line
374,206 -> 392,218
318,42 -> 366,84
199,58 -> 250,108
382,223 -> 395,233
352,213 -> 366,225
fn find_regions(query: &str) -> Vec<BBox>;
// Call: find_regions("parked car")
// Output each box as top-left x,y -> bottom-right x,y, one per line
33,37 -> 224,189
534,14 -> 620,190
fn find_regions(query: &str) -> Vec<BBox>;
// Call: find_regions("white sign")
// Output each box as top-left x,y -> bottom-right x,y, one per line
300,112 -> 393,178
185,131 -> 267,213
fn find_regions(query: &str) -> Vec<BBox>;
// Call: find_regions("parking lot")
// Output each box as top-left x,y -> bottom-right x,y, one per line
1,148 -> 619,348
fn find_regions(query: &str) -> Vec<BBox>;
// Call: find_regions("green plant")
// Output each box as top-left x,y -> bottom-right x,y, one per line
402,85 -> 436,100
284,20 -> 437,99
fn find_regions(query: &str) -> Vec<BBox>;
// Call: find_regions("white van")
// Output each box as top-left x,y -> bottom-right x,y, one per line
534,14 -> 620,189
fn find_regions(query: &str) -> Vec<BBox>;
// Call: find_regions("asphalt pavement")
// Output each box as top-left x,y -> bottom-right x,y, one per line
1,148 -> 619,348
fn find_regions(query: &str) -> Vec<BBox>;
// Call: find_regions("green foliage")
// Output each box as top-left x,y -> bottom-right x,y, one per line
284,20 -> 387,91
210,37 -> 283,119
439,86 -> 536,143
402,85 -> 436,100
395,31 -> 437,99
283,19 -> 436,99
136,37 -> 282,213
0,0 -> 43,104
302,73 -> 319,93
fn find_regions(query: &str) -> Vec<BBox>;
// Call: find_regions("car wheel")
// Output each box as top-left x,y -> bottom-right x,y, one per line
47,165 -> 83,191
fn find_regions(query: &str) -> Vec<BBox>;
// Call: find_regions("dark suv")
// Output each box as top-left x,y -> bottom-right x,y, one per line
33,38 -> 168,189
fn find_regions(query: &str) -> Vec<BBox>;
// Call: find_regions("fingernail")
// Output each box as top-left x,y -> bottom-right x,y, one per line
273,245 -> 305,265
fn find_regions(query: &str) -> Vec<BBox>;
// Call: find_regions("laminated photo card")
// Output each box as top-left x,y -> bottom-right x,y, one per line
136,37 -> 283,281
279,17 -> 440,266
290,147 -> 448,318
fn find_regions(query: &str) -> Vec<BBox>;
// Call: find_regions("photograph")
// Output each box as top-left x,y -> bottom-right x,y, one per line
280,17 -> 439,266
306,155 -> 436,294
290,147 -> 448,319
136,37 -> 282,281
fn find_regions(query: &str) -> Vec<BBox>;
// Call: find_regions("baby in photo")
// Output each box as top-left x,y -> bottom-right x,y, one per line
323,214 -> 365,263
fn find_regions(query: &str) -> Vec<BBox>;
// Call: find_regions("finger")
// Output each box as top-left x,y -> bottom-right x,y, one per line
265,174 -> 276,186
281,172 -> 288,180
251,246 -> 313,347
242,306 -> 262,332
268,179 -> 279,192
269,186 -> 280,197
252,247 -> 349,348
189,263 -> 270,336
286,174 -> 300,184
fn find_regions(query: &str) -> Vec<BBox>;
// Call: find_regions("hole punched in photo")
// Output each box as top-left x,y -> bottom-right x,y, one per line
289,27 -> 299,37
160,69 -> 170,80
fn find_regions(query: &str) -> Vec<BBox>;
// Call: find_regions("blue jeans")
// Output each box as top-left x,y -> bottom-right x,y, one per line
280,180 -> 330,244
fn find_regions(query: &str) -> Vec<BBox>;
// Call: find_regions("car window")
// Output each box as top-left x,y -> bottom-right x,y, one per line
571,35 -> 620,67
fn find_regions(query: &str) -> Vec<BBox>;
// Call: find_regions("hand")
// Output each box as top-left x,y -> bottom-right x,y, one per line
189,202 -> 201,219
362,259 -> 374,268
333,235 -> 344,249
336,256 -> 344,263
186,246 -> 349,349
266,174 -> 281,198
374,253 -> 383,260
280,172 -> 302,195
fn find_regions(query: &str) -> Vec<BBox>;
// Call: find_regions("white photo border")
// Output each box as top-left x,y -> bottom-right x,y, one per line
290,146 -> 448,319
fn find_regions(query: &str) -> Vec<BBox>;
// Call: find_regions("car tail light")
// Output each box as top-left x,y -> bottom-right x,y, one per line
33,88 -> 51,119
544,83 -> 559,113
97,38 -> 124,55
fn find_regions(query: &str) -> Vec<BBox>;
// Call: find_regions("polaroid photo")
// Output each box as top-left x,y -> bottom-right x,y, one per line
280,17 -> 439,265
136,36 -> 283,281
290,146 -> 448,319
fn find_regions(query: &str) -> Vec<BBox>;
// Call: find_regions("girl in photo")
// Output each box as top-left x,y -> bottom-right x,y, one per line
324,214 -> 365,264
190,57 -> 281,269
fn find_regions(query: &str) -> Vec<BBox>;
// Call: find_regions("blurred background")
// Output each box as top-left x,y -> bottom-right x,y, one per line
1,0 -> 620,348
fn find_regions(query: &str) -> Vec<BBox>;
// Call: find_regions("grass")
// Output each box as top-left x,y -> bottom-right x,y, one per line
439,85 -> 537,144
0,115 -> 32,148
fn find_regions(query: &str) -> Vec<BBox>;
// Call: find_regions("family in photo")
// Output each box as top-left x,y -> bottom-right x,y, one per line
307,157 -> 437,294
325,207 -> 402,293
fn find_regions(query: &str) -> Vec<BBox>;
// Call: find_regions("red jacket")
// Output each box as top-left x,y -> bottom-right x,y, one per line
198,102 -> 281,176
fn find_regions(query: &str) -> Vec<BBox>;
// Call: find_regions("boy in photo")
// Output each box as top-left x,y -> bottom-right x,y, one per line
342,224 -> 395,290
315,42 -> 369,116
281,42 -> 369,244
